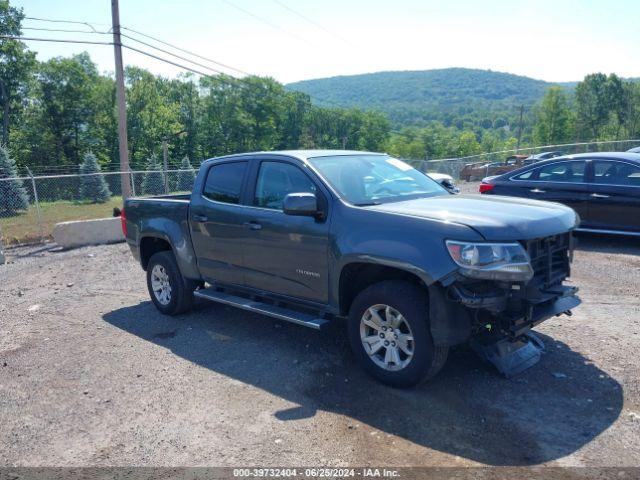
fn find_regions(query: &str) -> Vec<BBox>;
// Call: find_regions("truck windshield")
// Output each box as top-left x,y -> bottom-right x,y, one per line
308,154 -> 447,205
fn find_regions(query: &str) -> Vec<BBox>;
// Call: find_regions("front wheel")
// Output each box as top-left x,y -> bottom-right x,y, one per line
347,280 -> 448,387
146,251 -> 197,315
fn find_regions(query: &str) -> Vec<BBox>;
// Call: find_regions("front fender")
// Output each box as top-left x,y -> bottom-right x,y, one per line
328,202 -> 483,309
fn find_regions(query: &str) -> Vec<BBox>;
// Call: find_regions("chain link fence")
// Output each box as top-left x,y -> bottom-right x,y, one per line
1,139 -> 639,247
0,168 -> 196,247
414,139 -> 640,180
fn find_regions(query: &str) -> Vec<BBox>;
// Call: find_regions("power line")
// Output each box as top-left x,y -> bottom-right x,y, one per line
24,16 -> 109,32
21,25 -> 249,78
23,17 -> 253,77
121,43 -> 221,78
120,26 -> 252,77
2,34 -> 243,90
120,34 -> 228,76
22,26 -> 110,35
3,31 -> 351,109
0,35 -> 113,46
221,0 -> 314,46
271,0 -> 350,44
22,15 -> 355,107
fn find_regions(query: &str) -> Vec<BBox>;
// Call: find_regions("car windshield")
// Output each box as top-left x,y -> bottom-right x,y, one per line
308,154 -> 447,205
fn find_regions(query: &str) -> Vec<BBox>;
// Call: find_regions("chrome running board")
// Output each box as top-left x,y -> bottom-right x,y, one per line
194,287 -> 329,330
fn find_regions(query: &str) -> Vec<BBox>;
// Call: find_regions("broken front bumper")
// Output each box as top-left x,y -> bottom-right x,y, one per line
508,285 -> 580,337
429,282 -> 581,347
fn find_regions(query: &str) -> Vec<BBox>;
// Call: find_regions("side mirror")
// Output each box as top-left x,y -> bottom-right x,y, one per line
283,192 -> 318,217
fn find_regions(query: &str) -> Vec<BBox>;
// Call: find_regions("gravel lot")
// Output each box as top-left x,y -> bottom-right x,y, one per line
1,231 -> 639,467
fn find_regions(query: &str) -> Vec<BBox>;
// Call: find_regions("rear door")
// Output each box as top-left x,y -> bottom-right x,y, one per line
240,159 -> 331,304
189,160 -> 249,285
585,160 -> 640,232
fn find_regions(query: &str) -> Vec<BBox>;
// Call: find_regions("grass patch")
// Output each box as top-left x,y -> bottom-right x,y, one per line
0,197 -> 124,245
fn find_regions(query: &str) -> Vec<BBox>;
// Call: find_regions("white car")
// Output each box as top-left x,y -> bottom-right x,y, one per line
427,172 -> 460,193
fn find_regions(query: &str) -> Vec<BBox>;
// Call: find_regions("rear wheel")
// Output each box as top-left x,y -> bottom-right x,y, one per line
146,251 -> 197,315
347,280 -> 448,387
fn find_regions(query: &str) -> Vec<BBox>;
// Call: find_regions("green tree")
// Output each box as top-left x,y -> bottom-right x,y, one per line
38,53 -> 101,165
141,154 -> 164,195
358,110 -> 390,151
0,144 -> 28,216
456,131 -> 481,156
176,156 -> 195,191
575,73 -> 621,140
0,0 -> 36,145
78,151 -> 111,203
126,67 -> 182,168
624,82 -> 640,140
533,87 -> 572,145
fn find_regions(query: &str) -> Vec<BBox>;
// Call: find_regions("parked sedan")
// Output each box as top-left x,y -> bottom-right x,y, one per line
479,152 -> 640,235
628,146 -> 640,154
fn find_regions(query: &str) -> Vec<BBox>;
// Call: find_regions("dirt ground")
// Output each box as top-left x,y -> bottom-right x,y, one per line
1,232 -> 639,468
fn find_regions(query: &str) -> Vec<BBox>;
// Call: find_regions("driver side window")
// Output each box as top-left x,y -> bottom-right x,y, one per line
254,161 -> 316,210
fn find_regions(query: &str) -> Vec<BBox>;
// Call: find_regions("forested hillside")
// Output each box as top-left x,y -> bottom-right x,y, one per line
1,1 -> 639,176
288,68 -> 568,127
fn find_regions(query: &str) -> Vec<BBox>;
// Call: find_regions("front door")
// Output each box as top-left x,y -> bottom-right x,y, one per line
241,160 -> 331,304
189,160 -> 249,285
528,160 -> 591,221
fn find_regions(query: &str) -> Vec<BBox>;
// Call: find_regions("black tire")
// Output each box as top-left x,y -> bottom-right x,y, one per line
146,251 -> 197,315
347,280 -> 448,388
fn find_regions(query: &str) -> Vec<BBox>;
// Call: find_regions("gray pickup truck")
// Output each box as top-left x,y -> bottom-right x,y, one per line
123,150 -> 581,387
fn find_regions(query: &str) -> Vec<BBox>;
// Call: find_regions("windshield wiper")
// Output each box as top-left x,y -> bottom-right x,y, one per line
353,201 -> 382,206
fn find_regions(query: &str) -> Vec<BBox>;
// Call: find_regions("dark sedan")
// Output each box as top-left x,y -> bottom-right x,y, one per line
479,152 -> 640,235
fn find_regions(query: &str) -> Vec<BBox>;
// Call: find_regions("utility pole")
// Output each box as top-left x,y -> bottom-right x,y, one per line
0,228 -> 5,265
516,105 -> 524,153
0,79 -> 9,146
111,0 -> 132,198
162,138 -> 169,193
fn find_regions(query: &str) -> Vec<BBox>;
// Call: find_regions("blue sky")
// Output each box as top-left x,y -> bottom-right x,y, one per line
14,0 -> 640,84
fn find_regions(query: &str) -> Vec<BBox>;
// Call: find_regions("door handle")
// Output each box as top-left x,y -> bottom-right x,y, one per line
530,188 -> 546,193
244,221 -> 262,231
590,193 -> 610,199
192,214 -> 208,222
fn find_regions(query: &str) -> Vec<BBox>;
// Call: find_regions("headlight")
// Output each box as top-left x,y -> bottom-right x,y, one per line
445,240 -> 534,282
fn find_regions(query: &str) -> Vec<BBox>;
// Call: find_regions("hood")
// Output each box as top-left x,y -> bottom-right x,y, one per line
369,194 -> 579,241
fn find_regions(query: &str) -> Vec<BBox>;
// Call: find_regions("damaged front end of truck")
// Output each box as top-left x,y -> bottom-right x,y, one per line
429,231 -> 580,377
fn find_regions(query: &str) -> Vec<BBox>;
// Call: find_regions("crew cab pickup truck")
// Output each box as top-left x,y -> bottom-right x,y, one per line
123,150 -> 581,387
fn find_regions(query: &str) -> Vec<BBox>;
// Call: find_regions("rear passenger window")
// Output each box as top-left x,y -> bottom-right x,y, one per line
593,161 -> 640,186
536,161 -> 585,183
203,162 -> 246,204
513,170 -> 534,180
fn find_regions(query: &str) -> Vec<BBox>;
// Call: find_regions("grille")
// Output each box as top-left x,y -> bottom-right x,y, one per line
525,233 -> 571,289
